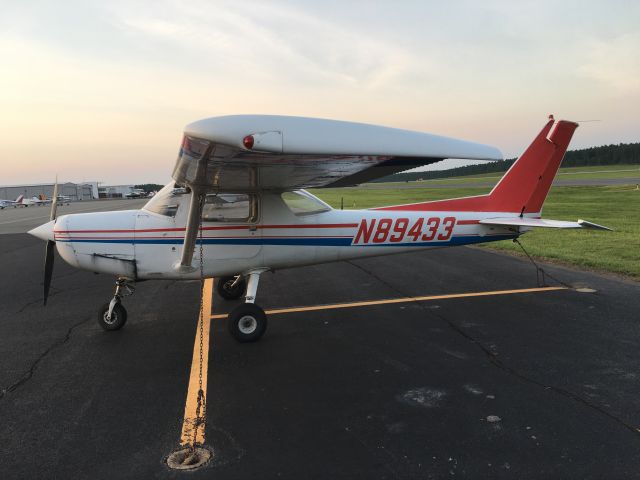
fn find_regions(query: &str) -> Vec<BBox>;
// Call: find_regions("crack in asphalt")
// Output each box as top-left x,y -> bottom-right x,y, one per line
16,270 -> 96,314
16,286 -> 64,313
0,316 -> 91,401
17,298 -> 44,313
345,259 -> 640,438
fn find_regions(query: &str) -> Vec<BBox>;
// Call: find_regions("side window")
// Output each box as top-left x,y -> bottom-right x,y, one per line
202,194 -> 257,223
281,191 -> 331,215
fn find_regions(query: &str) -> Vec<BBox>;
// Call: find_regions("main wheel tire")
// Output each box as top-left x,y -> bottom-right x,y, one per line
217,276 -> 247,300
98,302 -> 128,331
227,303 -> 267,343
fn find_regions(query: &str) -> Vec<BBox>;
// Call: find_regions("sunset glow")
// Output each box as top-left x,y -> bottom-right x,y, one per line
1,0 -> 639,184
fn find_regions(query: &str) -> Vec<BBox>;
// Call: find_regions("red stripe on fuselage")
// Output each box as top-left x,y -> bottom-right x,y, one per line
53,223 -> 359,234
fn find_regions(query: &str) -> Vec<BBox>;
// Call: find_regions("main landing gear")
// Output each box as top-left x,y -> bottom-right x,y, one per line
218,270 -> 268,343
216,275 -> 247,300
98,277 -> 135,331
97,272 -> 267,341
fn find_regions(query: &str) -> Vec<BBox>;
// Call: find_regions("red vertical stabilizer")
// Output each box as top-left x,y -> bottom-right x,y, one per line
376,117 -> 578,214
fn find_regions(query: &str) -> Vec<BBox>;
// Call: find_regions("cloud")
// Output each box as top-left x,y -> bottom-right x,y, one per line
111,0 -> 422,90
579,33 -> 640,94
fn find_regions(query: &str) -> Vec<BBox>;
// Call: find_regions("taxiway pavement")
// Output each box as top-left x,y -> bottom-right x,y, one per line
0,198 -> 148,234
1,204 -> 639,479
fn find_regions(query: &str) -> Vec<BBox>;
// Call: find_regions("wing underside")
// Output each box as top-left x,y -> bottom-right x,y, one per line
171,115 -> 503,192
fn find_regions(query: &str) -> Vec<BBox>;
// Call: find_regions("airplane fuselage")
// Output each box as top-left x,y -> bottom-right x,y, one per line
48,188 -> 519,281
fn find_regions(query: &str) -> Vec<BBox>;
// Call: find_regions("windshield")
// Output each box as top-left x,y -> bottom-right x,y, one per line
143,182 -> 185,217
281,190 -> 331,215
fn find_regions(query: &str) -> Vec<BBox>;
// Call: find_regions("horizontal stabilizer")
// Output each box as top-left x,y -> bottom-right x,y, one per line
479,217 -> 612,231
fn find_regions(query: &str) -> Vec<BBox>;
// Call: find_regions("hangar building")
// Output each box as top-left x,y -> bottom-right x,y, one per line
98,185 -> 137,198
0,182 -> 99,201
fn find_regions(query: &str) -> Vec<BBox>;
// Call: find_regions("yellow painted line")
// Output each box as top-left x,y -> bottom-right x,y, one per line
180,278 -> 214,447
210,286 -> 567,319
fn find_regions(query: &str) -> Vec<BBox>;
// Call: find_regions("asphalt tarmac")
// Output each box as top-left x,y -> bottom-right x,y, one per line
1,203 -> 640,479
0,198 -> 148,233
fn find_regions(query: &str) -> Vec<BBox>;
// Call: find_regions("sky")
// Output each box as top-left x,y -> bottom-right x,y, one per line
1,0 -> 639,185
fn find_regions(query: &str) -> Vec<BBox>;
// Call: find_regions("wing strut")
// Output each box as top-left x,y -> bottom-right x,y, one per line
178,189 -> 206,271
175,145 -> 213,272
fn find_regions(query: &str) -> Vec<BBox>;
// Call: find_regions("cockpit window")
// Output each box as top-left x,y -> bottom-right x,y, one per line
142,182 -> 183,217
281,190 -> 331,215
202,194 -> 257,223
144,185 -> 258,221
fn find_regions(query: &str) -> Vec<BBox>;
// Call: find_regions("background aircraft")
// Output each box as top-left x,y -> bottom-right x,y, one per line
17,195 -> 51,207
0,194 -> 24,209
125,189 -> 147,198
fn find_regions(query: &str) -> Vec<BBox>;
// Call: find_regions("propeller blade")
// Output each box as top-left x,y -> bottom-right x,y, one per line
43,177 -> 59,305
50,177 -> 59,221
43,239 -> 55,305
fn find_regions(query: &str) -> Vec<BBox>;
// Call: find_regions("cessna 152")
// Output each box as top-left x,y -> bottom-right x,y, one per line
28,115 -> 609,342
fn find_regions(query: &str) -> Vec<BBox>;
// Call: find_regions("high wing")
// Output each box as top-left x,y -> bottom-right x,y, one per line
171,114 -> 503,270
171,115 -> 502,192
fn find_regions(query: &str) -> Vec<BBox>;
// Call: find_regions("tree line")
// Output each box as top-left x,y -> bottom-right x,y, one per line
372,142 -> 640,182
135,183 -> 164,193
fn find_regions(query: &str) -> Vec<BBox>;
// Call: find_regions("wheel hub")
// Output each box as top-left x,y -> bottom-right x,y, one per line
103,311 -> 117,325
238,315 -> 257,334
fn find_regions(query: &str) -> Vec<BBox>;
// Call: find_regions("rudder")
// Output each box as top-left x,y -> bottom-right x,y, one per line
488,117 -> 578,214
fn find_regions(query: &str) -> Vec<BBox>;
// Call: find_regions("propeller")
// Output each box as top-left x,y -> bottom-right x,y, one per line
43,180 -> 59,305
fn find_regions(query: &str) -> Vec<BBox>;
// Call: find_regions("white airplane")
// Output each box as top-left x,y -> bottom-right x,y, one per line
28,115 -> 609,341
125,189 -> 146,199
17,195 -> 52,207
0,194 -> 24,209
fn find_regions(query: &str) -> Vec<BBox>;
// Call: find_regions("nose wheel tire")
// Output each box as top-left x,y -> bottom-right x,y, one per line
217,276 -> 247,300
98,302 -> 128,331
227,303 -> 267,343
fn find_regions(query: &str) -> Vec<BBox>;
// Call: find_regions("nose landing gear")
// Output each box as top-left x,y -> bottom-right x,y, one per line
98,277 -> 135,331
225,270 -> 268,343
